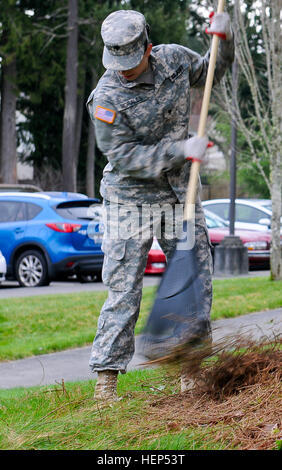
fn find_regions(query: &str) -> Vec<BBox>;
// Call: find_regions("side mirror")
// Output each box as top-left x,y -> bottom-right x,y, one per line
259,218 -> 271,227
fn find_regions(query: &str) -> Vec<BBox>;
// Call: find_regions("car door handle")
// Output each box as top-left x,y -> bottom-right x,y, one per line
15,228 -> 24,234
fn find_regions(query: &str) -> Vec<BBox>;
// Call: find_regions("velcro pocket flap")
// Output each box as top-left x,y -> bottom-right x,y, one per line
101,239 -> 126,261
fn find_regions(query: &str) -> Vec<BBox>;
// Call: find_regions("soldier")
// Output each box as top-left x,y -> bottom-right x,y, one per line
87,9 -> 234,401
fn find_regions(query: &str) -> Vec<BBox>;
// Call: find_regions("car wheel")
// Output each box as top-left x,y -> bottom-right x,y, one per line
15,250 -> 49,287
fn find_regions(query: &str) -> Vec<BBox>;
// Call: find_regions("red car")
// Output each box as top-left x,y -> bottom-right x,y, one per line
145,209 -> 276,273
204,209 -> 276,269
145,238 -> 167,274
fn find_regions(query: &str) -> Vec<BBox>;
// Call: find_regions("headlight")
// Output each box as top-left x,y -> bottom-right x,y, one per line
244,241 -> 268,251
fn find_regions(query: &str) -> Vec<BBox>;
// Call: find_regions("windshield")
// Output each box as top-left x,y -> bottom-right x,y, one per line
260,201 -> 272,210
258,200 -> 282,211
205,214 -> 227,228
259,201 -> 282,222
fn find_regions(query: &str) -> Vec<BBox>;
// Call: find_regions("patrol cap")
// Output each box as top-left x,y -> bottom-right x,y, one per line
101,10 -> 148,71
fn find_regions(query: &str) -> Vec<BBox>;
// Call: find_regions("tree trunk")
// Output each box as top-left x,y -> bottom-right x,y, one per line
0,59 -> 17,184
62,0 -> 78,191
86,69 -> 97,198
86,118 -> 96,198
270,164 -> 282,280
270,0 -> 282,280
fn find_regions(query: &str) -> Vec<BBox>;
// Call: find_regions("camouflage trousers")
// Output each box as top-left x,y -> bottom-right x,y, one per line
89,198 -> 213,373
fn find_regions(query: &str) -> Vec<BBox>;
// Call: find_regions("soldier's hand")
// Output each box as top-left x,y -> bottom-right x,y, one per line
184,135 -> 209,163
205,12 -> 232,41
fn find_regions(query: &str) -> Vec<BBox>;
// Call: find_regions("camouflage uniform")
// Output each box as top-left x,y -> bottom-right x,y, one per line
87,10 -> 234,373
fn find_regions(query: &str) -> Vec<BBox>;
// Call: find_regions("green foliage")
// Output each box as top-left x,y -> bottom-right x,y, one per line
17,36 -> 66,168
236,156 -> 270,199
130,0 -> 189,46
212,108 -> 271,198
1,0 -> 196,193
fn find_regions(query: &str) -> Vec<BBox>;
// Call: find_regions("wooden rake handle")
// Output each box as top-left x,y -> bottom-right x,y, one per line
184,0 -> 226,221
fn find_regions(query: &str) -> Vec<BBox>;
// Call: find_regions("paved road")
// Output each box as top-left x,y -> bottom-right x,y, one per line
0,307 -> 281,390
0,270 -> 270,299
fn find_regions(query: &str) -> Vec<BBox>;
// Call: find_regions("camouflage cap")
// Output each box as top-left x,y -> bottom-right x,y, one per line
101,10 -> 148,71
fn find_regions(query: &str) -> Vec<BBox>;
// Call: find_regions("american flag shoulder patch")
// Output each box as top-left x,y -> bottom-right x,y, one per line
95,105 -> 116,124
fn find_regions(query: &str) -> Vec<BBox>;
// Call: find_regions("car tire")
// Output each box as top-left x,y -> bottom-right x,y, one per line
15,250 -> 49,287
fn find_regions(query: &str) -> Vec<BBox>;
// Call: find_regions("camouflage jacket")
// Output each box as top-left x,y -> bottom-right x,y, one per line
87,40 -> 234,204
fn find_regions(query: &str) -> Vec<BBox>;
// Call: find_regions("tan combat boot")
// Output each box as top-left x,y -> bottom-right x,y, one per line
94,370 -> 118,402
180,361 -> 200,393
181,337 -> 212,392
180,374 -> 196,393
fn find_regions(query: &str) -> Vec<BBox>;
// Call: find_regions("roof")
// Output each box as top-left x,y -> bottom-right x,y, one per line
0,192 -> 100,204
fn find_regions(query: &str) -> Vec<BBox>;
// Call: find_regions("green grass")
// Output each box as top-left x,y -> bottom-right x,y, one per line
211,275 -> 282,319
0,276 -> 281,361
0,368 -> 235,450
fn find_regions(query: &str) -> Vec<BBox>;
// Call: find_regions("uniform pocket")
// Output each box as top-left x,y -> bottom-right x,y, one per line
101,238 -> 126,260
101,239 -> 127,291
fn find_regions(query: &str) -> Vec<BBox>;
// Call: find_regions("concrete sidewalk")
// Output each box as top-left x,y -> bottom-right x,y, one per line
0,307 -> 281,390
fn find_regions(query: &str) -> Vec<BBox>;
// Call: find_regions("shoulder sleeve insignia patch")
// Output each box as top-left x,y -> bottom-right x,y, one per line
95,105 -> 116,124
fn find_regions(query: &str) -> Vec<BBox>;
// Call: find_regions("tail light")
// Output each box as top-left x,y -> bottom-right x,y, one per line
46,223 -> 81,233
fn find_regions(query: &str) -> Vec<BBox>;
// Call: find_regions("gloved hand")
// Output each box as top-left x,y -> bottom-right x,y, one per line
205,12 -> 232,41
183,135 -> 209,162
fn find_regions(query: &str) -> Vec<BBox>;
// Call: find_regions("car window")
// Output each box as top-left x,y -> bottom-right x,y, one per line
53,201 -> 102,221
236,204 -> 267,223
26,202 -> 42,220
0,201 -> 26,222
205,214 -> 226,228
205,203 -> 229,220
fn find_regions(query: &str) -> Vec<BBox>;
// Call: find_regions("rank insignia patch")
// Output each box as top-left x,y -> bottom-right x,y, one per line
95,106 -> 116,124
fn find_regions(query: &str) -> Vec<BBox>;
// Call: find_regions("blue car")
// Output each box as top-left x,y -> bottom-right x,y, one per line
0,192 -> 104,287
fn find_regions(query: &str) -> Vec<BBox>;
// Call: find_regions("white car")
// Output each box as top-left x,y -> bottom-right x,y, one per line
202,199 -> 282,233
0,250 -> 7,283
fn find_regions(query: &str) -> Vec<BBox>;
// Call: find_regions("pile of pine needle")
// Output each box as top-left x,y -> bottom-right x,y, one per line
149,336 -> 281,450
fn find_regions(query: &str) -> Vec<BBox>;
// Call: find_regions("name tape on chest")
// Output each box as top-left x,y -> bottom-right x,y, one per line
95,106 -> 116,124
